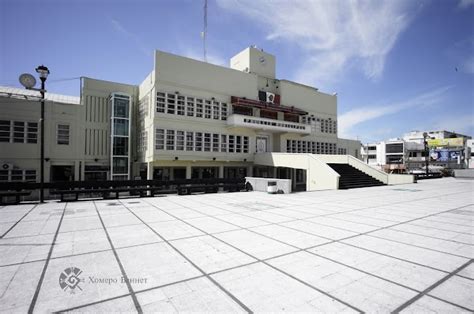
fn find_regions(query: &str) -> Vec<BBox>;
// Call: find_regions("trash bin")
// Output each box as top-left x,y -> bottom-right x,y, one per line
267,181 -> 277,194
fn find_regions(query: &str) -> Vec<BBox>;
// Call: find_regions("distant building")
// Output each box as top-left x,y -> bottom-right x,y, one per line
0,47 -> 373,192
362,130 -> 472,173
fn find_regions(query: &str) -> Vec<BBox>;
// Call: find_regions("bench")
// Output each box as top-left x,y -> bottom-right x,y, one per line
0,191 -> 32,205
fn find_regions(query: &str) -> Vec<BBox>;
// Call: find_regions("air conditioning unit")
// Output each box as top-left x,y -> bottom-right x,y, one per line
1,163 -> 13,170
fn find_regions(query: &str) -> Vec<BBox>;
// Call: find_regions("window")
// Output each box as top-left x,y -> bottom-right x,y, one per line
205,101 -> 212,119
0,170 -> 8,181
166,129 -> 175,150
113,137 -> 128,155
167,93 -> 175,114
155,129 -> 164,150
0,120 -> 10,142
284,113 -> 299,123
112,157 -> 128,174
213,102 -> 220,119
113,97 -> 129,118
221,103 -> 227,120
138,131 -> 147,153
243,136 -> 249,153
228,135 -> 235,153
233,105 -> 253,116
13,121 -> 25,143
260,110 -> 278,120
236,136 -> 242,153
204,133 -> 211,151
27,122 -> 38,143
156,92 -> 166,113
113,119 -> 129,136
177,96 -> 185,115
57,124 -> 70,145
386,143 -> 403,154
186,131 -> 194,151
11,169 -> 23,181
212,134 -> 219,152
196,99 -> 203,118
186,97 -> 194,117
220,134 -> 227,152
176,131 -> 185,150
195,132 -> 203,151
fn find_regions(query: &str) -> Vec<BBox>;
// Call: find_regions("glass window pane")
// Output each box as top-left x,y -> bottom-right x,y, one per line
113,97 -> 129,118
113,119 -> 129,136
112,157 -> 128,174
113,137 -> 129,155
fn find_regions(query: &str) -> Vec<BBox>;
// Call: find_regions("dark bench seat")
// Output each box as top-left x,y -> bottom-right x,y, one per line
0,191 -> 32,205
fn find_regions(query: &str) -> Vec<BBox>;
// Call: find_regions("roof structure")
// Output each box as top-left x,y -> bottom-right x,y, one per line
0,86 -> 80,105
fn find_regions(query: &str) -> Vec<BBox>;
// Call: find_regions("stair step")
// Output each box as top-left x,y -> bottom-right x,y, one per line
328,163 -> 385,190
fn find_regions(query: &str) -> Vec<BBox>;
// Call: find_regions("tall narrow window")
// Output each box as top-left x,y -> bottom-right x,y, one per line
177,96 -> 185,115
166,129 -> 175,150
13,121 -> 25,143
57,124 -> 70,145
204,133 -> 211,152
205,101 -> 212,119
221,103 -> 227,120
176,131 -> 185,150
0,120 -> 10,142
155,129 -> 165,150
27,122 -> 38,143
195,132 -> 203,151
228,135 -> 235,153
220,134 -> 227,152
156,92 -> 166,113
186,131 -> 194,151
212,134 -> 219,152
196,99 -> 203,118
110,93 -> 131,180
167,93 -> 175,114
213,102 -> 219,119
243,136 -> 249,153
186,97 -> 194,117
236,136 -> 242,153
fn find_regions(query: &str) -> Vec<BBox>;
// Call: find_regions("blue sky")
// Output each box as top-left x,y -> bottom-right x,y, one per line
1,0 -> 473,143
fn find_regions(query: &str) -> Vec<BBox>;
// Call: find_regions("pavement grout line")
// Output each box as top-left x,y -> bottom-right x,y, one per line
392,259 -> 474,313
166,195 -> 473,275
0,204 -> 39,238
93,201 -> 143,314
117,200 -> 254,314
143,198 -> 365,313
27,203 -> 67,313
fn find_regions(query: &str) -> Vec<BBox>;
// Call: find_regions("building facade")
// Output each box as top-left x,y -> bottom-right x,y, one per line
362,130 -> 472,173
1,47 -> 362,188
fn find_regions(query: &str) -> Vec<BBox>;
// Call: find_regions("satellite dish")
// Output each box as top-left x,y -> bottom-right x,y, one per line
19,73 -> 36,89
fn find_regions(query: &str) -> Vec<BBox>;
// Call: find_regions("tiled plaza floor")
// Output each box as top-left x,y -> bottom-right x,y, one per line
0,177 -> 473,313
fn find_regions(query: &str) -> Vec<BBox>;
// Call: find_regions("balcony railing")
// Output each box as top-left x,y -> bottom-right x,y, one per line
227,114 -> 310,134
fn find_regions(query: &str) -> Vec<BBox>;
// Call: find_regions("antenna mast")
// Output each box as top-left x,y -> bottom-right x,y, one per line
202,0 -> 208,62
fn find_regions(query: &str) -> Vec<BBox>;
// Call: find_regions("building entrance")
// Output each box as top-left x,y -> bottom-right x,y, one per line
50,165 -> 74,182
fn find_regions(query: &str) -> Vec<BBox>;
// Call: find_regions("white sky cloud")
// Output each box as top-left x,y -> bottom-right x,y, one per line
109,17 -> 152,57
338,86 -> 452,138
216,0 -> 421,87
458,0 -> 474,9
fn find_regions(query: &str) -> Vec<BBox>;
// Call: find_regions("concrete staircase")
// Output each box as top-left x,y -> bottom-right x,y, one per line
327,163 -> 385,189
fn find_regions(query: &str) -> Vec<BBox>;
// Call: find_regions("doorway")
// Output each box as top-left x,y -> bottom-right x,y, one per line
256,136 -> 268,153
50,165 -> 74,182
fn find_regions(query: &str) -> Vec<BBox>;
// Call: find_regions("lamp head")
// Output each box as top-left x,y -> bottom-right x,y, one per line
35,65 -> 50,80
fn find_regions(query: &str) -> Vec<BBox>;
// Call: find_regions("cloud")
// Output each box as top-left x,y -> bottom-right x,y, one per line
109,17 -> 152,57
338,86 -> 452,138
458,0 -> 474,9
216,0 -> 421,87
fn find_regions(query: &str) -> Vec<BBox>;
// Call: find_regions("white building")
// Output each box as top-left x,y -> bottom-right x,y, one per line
2,47 -> 413,192
362,130 -> 472,173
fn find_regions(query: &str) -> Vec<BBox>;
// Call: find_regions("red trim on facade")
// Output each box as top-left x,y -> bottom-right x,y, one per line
230,96 -> 307,115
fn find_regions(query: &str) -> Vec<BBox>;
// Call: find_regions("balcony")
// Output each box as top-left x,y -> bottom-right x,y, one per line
227,114 -> 311,135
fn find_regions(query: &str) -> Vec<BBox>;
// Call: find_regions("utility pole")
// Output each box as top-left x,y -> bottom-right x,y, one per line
202,0 -> 208,62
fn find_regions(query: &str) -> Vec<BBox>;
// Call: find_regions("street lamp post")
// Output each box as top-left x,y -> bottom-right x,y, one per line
19,65 -> 49,203
423,132 -> 429,176
36,65 -> 50,203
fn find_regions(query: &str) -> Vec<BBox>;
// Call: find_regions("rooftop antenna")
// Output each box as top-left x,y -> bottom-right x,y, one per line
202,0 -> 208,62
